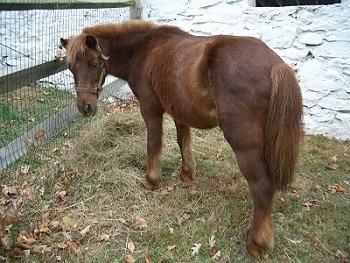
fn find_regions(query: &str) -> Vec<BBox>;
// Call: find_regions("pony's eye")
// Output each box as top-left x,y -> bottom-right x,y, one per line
91,63 -> 99,69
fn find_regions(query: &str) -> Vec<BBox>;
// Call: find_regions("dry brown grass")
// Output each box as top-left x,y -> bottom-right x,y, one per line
1,105 -> 349,262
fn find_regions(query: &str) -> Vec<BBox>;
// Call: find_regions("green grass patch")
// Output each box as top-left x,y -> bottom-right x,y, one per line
0,85 -> 74,148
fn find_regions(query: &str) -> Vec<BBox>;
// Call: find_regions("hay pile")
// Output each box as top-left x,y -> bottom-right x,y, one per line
63,109 -> 185,237
61,107 -> 237,257
66,109 -> 152,220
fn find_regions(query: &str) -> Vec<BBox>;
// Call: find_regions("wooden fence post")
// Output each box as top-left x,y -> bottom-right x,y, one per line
130,0 -> 142,19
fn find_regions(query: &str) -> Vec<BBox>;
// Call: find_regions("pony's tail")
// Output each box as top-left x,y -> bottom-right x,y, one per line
265,63 -> 303,191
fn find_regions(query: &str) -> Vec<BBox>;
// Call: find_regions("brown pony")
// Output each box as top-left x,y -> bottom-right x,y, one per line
61,20 -> 303,258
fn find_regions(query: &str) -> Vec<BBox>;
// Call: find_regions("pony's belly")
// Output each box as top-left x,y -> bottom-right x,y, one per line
167,105 -> 218,129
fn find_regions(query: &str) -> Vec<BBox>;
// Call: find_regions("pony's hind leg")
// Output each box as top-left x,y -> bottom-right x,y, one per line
220,120 -> 274,258
236,148 -> 274,258
174,122 -> 196,182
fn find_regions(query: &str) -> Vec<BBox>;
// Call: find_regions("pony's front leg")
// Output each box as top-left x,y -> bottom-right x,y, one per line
174,122 -> 196,182
143,113 -> 163,191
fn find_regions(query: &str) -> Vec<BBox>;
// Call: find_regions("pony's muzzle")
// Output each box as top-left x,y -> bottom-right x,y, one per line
80,101 -> 96,117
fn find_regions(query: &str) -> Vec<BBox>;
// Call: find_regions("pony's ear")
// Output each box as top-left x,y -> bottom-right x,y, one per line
60,38 -> 69,48
85,35 -> 98,49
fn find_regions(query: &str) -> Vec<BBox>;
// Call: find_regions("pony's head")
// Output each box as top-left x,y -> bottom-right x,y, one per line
60,34 -> 109,117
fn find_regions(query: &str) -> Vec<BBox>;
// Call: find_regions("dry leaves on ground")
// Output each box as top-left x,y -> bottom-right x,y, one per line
328,183 -> 346,194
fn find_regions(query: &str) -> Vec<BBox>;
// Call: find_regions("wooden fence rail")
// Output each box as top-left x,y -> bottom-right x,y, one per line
0,58 -> 67,96
0,0 -> 136,10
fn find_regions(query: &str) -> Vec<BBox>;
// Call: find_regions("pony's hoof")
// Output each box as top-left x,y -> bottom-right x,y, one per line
245,242 -> 263,259
179,171 -> 196,182
143,180 -> 159,191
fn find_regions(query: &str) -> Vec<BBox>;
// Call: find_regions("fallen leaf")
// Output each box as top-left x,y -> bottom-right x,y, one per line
331,155 -> 338,163
167,245 -> 176,251
17,233 -> 37,249
27,138 -> 35,150
145,254 -> 153,263
4,225 -> 13,233
191,243 -> 202,255
1,185 -> 18,196
125,254 -> 136,263
62,231 -> 72,241
34,129 -> 45,140
127,240 -> 135,253
97,234 -> 110,242
329,184 -> 346,194
133,217 -> 147,229
336,249 -> 348,260
32,245 -> 51,254
22,186 -> 35,200
326,164 -> 338,170
1,203 -> 21,227
67,240 -> 79,250
336,184 -> 346,193
216,149 -> 223,159
211,250 -> 221,260
52,147 -> 60,153
50,220 -> 61,229
118,218 -> 127,225
0,197 -> 6,206
168,227 -> 174,234
41,212 -> 51,225
20,165 -> 30,174
80,225 -> 91,238
38,224 -> 50,234
1,235 -> 12,250
57,242 -> 68,249
167,185 -> 175,192
329,186 -> 337,194
60,216 -> 73,231
303,201 -> 313,209
55,49 -> 63,60
190,187 -> 198,195
209,235 -> 216,248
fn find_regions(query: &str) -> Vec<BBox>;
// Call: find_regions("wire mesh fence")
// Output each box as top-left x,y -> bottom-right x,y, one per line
0,1 -> 139,170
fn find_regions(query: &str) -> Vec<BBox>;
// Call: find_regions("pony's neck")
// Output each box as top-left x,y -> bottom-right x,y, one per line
84,21 -> 188,92
101,32 -> 151,82
82,21 -> 157,83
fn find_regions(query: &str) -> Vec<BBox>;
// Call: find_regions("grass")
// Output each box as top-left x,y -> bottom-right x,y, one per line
0,85 -> 75,148
0,105 -> 349,263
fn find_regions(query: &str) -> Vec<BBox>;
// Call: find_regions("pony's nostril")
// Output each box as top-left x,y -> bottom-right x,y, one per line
83,102 -> 91,114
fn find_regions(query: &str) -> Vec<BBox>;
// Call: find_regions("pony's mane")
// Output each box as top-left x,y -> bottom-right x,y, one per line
65,33 -> 88,65
82,20 -> 158,39
66,20 -> 158,65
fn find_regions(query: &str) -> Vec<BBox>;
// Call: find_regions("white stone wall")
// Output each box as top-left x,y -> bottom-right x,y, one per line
142,0 -> 350,140
1,2 -> 348,139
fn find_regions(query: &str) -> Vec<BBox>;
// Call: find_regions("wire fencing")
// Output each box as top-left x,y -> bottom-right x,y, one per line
0,0 -> 140,170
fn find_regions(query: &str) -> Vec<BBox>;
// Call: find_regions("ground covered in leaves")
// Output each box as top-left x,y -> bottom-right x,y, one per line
1,103 -> 349,262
